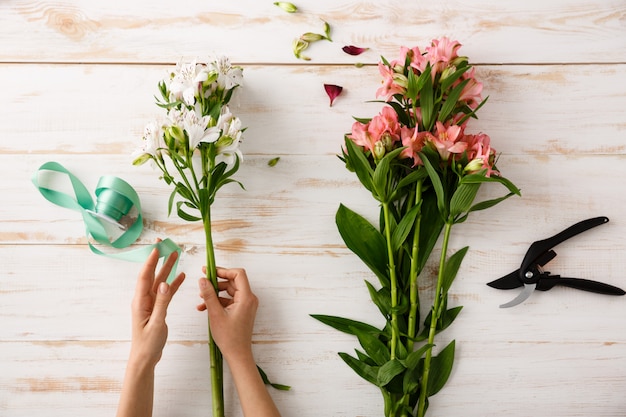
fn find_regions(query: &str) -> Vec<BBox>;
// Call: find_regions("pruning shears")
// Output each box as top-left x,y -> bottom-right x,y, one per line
487,216 -> 625,308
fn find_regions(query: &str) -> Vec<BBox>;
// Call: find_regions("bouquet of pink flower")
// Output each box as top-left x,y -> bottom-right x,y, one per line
313,38 -> 520,417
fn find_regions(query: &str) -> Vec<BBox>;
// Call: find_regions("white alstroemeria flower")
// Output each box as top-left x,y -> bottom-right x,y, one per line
208,56 -> 243,90
215,113 -> 243,165
141,121 -> 166,156
181,107 -> 216,149
168,60 -> 210,106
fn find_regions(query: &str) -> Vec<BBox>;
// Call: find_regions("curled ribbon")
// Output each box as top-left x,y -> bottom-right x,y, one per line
32,161 -> 181,283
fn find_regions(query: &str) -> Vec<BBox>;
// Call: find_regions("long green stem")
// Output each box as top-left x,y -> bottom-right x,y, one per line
406,179 -> 423,351
382,202 -> 399,360
417,221 -> 453,417
203,208 -> 224,417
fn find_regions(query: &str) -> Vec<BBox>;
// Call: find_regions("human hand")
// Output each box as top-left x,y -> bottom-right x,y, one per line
197,267 -> 258,362
129,246 -> 185,368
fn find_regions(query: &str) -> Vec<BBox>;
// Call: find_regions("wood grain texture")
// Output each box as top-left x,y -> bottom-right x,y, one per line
1,0 -> 625,416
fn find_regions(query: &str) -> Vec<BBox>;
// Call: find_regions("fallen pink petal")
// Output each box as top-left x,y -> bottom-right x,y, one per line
342,45 -> 369,56
324,84 -> 343,107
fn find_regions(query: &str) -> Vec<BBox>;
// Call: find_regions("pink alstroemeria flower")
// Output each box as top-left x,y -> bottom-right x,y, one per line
458,67 -> 483,109
348,107 -> 400,156
376,63 -> 406,101
464,132 -> 498,176
428,121 -> 467,161
396,45 -> 427,74
400,126 -> 429,166
425,37 -> 462,74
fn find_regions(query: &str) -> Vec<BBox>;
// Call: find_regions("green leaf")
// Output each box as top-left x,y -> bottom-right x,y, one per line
167,188 -> 177,217
268,157 -> 280,167
406,69 -> 420,102
428,340 -> 456,396
420,152 -> 446,217
416,193 -> 445,272
338,352 -> 379,385
377,359 -> 406,387
353,327 -> 390,366
468,192 -> 516,213
365,280 -> 391,317
390,202 -> 420,252
257,365 -> 291,391
396,168 -> 428,191
176,201 -> 202,222
441,246 -> 469,295
417,306 -> 463,340
344,137 -> 375,194
438,78 -> 470,123
372,147 -> 404,202
336,204 -> 389,286
310,314 -> 381,336
419,65 -> 434,131
449,182 -> 480,218
400,343 -> 432,371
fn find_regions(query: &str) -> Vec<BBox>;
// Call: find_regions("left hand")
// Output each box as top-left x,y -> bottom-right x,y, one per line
129,245 -> 185,368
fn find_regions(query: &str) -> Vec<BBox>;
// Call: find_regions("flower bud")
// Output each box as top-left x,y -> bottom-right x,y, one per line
381,133 -> 394,152
440,65 -> 457,81
392,73 -> 408,88
300,32 -> 325,42
273,1 -> 297,13
373,141 -> 386,160
464,158 -> 484,173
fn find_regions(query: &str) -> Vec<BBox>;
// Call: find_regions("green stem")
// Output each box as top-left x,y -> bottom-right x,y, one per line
417,220 -> 453,417
382,202 -> 399,360
203,208 -> 224,417
406,179 -> 423,351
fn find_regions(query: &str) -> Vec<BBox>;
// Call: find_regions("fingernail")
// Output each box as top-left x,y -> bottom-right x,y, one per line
199,279 -> 208,289
159,282 -> 169,294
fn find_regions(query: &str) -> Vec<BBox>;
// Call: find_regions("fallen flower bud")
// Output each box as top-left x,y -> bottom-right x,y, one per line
273,2 -> 297,13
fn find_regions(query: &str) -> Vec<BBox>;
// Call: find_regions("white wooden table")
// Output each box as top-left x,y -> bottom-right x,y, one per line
1,1 -> 625,416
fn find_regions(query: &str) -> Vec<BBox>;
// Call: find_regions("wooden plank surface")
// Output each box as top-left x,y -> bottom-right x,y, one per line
1,0 -> 625,416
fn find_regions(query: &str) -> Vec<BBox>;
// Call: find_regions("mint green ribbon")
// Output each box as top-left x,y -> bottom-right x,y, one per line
32,161 -> 181,283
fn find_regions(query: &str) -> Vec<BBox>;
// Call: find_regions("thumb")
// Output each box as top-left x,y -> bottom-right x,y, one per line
152,282 -> 173,323
198,278 -> 224,321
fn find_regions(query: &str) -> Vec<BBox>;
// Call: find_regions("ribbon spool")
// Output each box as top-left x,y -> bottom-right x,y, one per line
32,161 -> 181,283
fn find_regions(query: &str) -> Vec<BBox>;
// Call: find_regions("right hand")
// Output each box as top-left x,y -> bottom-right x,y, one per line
197,267 -> 259,361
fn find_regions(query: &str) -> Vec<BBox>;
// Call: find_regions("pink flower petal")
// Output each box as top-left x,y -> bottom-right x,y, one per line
342,45 -> 369,56
324,84 -> 343,107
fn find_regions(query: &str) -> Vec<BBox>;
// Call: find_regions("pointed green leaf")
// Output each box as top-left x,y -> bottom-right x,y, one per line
257,365 -> 291,391
377,359 -> 406,387
353,327 -> 390,366
438,79 -> 470,123
310,314 -> 381,336
344,137 -> 375,194
449,182 -> 480,218
390,202 -> 420,251
365,280 -> 391,316
441,246 -> 469,295
338,352 -> 379,385
428,340 -> 456,396
336,204 -> 389,286
420,152 -> 446,217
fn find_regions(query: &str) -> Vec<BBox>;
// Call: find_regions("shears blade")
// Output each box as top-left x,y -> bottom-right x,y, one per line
499,283 -> 536,308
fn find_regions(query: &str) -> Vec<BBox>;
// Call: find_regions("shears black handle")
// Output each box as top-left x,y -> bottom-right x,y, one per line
520,217 -> 609,283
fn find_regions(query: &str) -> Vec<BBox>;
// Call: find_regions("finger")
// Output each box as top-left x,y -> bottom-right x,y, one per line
216,267 -> 252,292
167,272 -> 186,296
151,281 -> 173,324
198,278 -> 225,322
153,250 -> 179,292
136,247 -> 160,295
